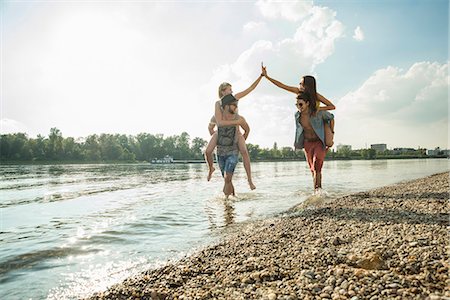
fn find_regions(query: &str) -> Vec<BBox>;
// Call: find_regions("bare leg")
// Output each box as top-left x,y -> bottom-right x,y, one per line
314,148 -> 325,191
231,181 -> 235,196
223,172 -> 234,198
316,172 -> 322,189
205,133 -> 218,181
237,134 -> 256,190
223,183 -> 228,199
305,149 -> 315,191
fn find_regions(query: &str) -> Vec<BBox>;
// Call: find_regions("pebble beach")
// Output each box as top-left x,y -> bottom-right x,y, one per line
89,172 -> 449,300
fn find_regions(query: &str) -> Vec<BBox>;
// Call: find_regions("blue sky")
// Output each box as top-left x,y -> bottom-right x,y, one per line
315,0 -> 449,97
1,0 -> 448,150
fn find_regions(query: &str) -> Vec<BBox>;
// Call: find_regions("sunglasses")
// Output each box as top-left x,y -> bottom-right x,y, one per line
295,102 -> 304,107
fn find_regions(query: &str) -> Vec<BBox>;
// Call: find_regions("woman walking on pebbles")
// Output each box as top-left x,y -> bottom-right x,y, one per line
261,64 -> 336,193
292,91 -> 334,193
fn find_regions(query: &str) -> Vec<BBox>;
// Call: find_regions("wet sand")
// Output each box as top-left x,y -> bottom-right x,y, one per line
89,172 -> 449,300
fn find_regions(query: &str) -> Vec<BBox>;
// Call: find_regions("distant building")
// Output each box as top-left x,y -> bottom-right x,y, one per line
371,144 -> 387,152
427,147 -> 439,156
426,147 -> 449,157
427,149 -> 439,156
337,144 -> 352,151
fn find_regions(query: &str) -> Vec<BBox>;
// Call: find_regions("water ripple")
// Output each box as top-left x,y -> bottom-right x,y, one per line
0,246 -> 101,281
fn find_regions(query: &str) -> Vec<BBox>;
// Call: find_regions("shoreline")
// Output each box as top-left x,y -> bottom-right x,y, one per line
89,172 -> 449,300
1,156 -> 448,165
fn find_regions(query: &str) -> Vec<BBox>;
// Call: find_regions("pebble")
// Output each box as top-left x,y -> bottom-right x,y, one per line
87,173 -> 449,300
267,292 -> 277,300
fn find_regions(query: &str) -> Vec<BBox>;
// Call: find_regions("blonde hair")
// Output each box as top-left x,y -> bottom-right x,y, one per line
218,82 -> 232,98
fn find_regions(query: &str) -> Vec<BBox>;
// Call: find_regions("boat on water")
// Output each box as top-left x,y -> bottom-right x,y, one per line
150,155 -> 174,164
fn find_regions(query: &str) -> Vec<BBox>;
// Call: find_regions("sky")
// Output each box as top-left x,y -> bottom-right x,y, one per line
1,0 -> 449,150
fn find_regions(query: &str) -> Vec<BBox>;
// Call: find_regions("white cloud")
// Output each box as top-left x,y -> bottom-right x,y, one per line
336,61 -> 449,149
292,6 -> 345,65
205,4 -> 344,89
240,94 -> 294,148
1,119 -> 30,134
256,0 -> 313,22
199,2 -> 345,148
243,21 -> 266,33
353,26 -> 364,41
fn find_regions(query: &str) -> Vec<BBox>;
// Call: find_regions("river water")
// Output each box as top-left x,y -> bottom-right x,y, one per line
0,159 -> 448,299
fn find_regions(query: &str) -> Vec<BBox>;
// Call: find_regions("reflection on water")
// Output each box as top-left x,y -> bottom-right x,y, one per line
370,160 -> 388,169
223,199 -> 235,226
0,159 -> 448,299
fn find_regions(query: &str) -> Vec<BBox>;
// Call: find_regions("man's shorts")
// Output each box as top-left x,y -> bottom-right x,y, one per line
304,140 -> 327,172
218,154 -> 239,176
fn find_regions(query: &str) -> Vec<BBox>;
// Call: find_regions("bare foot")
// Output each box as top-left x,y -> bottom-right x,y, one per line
207,167 -> 215,181
248,181 -> 256,190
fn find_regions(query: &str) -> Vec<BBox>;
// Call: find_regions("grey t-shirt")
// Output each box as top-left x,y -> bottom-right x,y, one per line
216,114 -> 239,156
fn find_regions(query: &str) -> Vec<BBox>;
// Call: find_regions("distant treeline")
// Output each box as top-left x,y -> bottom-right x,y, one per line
1,128 -> 206,162
0,128 -> 303,163
0,128 -> 436,163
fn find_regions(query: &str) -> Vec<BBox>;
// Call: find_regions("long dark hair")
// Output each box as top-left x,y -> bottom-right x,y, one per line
302,75 -> 318,105
297,91 -> 317,115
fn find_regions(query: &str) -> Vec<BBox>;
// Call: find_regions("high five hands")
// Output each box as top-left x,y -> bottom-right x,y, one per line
261,62 -> 267,77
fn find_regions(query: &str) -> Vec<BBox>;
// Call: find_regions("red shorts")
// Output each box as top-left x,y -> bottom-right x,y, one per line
304,140 -> 327,172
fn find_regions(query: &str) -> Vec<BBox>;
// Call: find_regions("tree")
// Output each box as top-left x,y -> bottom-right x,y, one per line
163,135 -> 177,158
337,145 -> 352,158
1,128 -> 336,162
361,148 -> 376,159
259,148 -> 271,160
281,147 -> 295,159
10,133 -> 31,160
83,134 -> 101,161
246,143 -> 260,160
31,134 -> 47,160
0,134 -> 12,160
191,137 -> 207,159
47,128 -> 64,160
99,134 -> 124,161
177,132 -> 191,159
63,137 -> 84,160
136,133 -> 154,161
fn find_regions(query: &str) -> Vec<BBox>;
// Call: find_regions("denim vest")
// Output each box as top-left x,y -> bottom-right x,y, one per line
294,110 -> 334,150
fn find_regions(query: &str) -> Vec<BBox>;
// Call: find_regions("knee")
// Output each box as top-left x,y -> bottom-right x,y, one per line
313,161 -> 322,171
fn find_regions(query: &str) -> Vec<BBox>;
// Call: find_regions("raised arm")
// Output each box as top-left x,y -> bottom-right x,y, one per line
262,65 -> 300,94
235,74 -> 263,100
317,92 -> 336,111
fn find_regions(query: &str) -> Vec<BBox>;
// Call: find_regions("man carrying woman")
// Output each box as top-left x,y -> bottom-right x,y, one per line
261,65 -> 336,193
205,73 -> 263,190
206,64 -> 336,194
